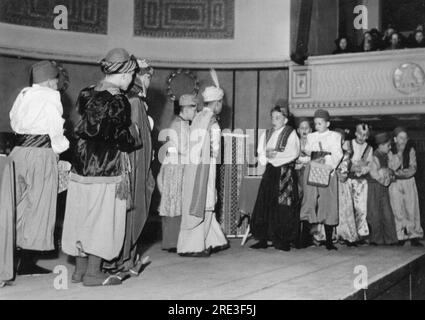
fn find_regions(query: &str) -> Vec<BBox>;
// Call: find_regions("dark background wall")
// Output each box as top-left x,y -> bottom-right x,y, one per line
0,55 -> 288,134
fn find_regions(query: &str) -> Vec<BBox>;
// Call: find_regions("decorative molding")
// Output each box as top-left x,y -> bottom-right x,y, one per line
134,0 -> 234,39
0,45 -> 291,69
290,97 -> 425,110
0,0 -> 108,34
289,49 -> 425,116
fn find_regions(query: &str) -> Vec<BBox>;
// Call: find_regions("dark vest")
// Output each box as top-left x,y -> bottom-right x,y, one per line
265,125 -> 294,154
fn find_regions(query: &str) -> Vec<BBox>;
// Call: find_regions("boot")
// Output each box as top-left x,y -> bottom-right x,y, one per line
411,239 -> 424,247
325,225 -> 338,251
72,256 -> 88,283
83,255 -> 122,287
274,242 -> 291,252
16,249 -> 52,275
250,241 -> 268,250
300,221 -> 313,248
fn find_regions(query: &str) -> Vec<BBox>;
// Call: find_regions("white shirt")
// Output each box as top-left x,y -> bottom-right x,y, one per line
10,84 -> 69,154
351,140 -> 373,163
258,127 -> 300,167
305,130 -> 343,170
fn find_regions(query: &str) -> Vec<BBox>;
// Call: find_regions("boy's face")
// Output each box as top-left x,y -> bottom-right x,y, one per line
271,111 -> 287,130
379,141 -> 391,154
394,132 -> 408,151
391,34 -> 400,45
297,121 -> 312,138
314,118 -> 329,133
139,73 -> 152,90
214,100 -> 223,115
355,127 -> 369,145
339,39 -> 348,50
182,105 -> 197,121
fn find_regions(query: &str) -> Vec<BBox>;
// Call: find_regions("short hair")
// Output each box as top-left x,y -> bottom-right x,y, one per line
270,106 -> 289,118
356,123 -> 370,134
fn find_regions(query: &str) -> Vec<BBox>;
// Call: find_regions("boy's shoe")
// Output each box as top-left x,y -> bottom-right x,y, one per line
326,243 -> 338,251
250,241 -> 268,249
411,239 -> 424,247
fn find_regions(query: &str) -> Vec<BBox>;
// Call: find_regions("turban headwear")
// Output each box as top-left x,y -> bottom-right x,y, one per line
202,69 -> 224,102
134,59 -> 154,88
99,48 -> 138,75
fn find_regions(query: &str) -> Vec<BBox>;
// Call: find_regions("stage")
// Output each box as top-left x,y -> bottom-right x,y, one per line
1,239 -> 425,300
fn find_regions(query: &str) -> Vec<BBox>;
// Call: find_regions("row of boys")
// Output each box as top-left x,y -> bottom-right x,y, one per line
250,106 -> 423,251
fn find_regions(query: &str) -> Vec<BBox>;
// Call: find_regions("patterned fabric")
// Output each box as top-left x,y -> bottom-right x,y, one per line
73,85 -> 137,177
99,56 -> 138,75
389,179 -> 424,241
337,180 -> 358,243
278,164 -> 296,206
134,0 -> 235,39
265,126 -> 296,206
250,164 -> 299,245
14,134 -> 51,148
348,179 -> 369,237
158,164 -> 184,217
0,0 -> 109,34
336,148 -> 358,242
219,135 -> 245,236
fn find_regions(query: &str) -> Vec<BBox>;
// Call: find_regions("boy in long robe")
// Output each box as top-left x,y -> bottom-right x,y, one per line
250,103 -> 300,251
388,127 -> 424,246
177,71 -> 229,257
108,59 -> 155,274
62,48 -> 139,286
9,61 -> 69,275
347,124 -> 373,242
158,94 -> 197,252
367,132 -> 398,246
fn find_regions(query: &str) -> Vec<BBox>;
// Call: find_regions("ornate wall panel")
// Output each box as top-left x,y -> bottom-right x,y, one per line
0,0 -> 108,34
134,0 -> 234,39
289,49 -> 425,116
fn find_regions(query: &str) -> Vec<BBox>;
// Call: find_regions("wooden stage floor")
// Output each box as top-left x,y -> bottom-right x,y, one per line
1,239 -> 425,300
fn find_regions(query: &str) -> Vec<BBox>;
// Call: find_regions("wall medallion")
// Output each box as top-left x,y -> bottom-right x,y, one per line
393,63 -> 425,95
166,69 -> 200,101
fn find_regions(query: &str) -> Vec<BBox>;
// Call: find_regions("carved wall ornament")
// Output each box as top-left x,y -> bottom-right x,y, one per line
292,69 -> 311,99
166,69 -> 200,101
393,63 -> 425,95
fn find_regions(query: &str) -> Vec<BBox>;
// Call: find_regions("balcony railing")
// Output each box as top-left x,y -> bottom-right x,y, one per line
289,48 -> 425,117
